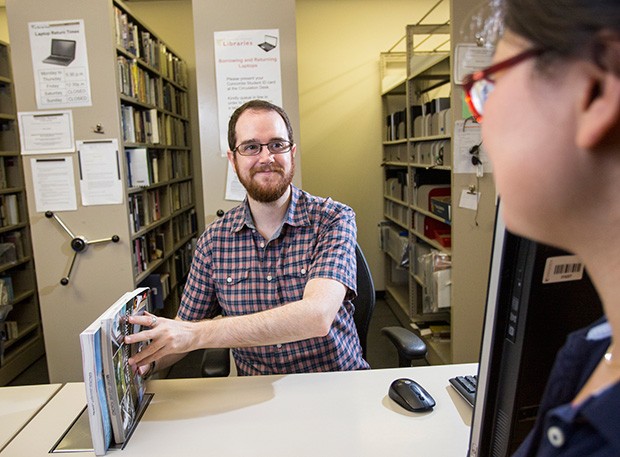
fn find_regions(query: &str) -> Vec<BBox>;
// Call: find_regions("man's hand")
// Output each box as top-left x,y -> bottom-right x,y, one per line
125,312 -> 201,371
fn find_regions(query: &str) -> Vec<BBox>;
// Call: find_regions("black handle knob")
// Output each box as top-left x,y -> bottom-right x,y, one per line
216,209 -> 225,217
71,238 -> 87,252
60,277 -> 69,286
45,211 -> 53,218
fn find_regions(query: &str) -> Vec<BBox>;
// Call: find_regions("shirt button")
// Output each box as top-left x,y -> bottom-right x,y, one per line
226,277 -> 232,283
300,268 -> 307,275
276,344 -> 282,349
259,241 -> 265,248
547,426 -> 565,448
267,275 -> 273,281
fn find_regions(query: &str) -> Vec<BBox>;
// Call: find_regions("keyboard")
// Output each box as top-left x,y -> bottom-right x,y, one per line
449,375 -> 477,407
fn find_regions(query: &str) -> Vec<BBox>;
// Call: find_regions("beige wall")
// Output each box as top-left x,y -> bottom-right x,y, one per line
190,0 -> 302,224
0,8 -> 8,42
296,0 -> 448,289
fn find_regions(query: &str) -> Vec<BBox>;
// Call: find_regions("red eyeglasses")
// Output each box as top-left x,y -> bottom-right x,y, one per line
462,48 -> 544,122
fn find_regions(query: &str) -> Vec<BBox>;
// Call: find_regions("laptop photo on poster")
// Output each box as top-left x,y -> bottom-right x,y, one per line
42,39 -> 76,66
258,35 -> 278,52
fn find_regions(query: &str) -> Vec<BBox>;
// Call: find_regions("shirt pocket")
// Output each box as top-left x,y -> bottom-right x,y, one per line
279,259 -> 309,303
213,268 -> 250,313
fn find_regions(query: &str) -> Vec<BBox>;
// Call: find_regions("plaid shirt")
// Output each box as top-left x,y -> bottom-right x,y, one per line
178,185 -> 370,375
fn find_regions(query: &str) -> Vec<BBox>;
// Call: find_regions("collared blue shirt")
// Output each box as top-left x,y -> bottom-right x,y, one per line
178,185 -> 370,375
513,318 -> 620,456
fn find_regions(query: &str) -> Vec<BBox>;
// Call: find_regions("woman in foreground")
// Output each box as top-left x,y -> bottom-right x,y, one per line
464,0 -> 620,455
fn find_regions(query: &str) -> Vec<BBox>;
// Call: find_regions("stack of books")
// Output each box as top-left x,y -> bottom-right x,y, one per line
79,287 -> 153,455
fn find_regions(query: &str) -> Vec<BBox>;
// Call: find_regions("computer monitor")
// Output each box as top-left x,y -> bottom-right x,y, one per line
468,203 -> 603,457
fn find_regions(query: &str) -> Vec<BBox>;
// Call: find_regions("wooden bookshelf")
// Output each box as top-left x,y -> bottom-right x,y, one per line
0,40 -> 44,386
6,0 -> 199,382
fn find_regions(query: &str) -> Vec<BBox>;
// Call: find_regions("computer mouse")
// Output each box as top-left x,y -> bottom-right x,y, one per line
388,378 -> 436,412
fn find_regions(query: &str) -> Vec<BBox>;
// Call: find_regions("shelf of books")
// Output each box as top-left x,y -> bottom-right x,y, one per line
114,1 -> 198,319
0,41 -> 44,386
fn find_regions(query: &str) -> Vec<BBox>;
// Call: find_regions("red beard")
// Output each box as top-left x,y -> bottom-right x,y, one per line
235,157 -> 295,203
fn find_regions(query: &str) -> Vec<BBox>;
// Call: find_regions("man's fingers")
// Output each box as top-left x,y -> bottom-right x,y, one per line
128,312 -> 159,328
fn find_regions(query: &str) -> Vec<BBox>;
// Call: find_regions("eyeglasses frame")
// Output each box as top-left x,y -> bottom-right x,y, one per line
462,48 -> 545,122
232,140 -> 294,156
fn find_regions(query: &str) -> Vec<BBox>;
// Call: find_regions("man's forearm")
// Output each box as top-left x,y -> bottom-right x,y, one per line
197,277 -> 345,349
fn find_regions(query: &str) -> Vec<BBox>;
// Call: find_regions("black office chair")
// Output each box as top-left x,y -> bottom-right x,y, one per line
200,243 -> 427,377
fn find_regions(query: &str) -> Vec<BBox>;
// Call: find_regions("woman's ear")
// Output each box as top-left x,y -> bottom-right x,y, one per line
576,41 -> 620,149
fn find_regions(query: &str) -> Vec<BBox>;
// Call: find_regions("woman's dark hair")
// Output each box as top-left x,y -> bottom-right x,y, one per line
227,100 -> 294,151
503,0 -> 619,68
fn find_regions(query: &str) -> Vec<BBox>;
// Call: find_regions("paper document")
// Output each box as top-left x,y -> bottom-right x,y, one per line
18,110 -> 75,154
225,161 -> 246,201
30,156 -> 77,212
77,140 -> 123,206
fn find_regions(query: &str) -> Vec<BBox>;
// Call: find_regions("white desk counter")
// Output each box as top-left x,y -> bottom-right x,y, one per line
0,383 -> 62,452
0,363 -> 476,457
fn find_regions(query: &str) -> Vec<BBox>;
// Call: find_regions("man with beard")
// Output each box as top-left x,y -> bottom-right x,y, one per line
126,100 -> 369,376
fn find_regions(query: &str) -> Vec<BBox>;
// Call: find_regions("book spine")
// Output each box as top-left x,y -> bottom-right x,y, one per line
80,331 -> 108,455
101,319 -> 125,443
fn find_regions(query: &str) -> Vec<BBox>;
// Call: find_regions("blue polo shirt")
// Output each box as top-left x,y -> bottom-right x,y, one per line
513,318 -> 620,456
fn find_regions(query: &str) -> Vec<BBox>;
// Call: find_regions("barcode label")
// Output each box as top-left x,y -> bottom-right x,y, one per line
543,255 -> 584,283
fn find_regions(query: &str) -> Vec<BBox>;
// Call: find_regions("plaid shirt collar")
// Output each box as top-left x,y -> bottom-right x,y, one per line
231,185 -> 310,234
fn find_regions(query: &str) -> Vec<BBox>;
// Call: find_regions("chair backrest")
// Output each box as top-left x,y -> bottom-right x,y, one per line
352,243 -> 375,360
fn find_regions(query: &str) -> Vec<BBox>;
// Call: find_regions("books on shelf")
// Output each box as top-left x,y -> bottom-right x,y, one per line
0,276 -> 14,305
0,194 -> 19,227
170,181 -> 193,211
79,287 -> 152,454
113,5 -> 187,86
1,231 -> 24,260
3,320 -> 17,339
126,148 -> 150,187
150,108 -> 160,144
132,230 -> 165,275
121,105 -> 157,145
0,242 -> 16,265
0,158 -> 6,189
140,273 -> 169,310
129,194 -> 145,233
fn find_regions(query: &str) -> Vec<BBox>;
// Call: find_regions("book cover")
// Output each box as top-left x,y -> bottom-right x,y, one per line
126,148 -> 150,187
0,276 -> 14,305
101,287 -> 150,444
4,194 -> 18,225
79,321 -> 114,455
150,108 -> 159,144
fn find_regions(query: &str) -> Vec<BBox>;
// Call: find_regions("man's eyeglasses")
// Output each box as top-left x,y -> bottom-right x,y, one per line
233,140 -> 293,156
462,48 -> 544,122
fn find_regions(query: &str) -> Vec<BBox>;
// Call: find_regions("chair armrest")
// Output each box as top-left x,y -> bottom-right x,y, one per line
201,348 -> 231,377
381,326 -> 427,366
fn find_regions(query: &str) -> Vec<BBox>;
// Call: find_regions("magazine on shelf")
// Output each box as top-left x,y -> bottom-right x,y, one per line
100,287 -> 151,444
80,287 -> 152,454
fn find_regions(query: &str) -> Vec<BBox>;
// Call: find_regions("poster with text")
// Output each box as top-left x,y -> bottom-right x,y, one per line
214,29 -> 282,156
28,19 -> 92,109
